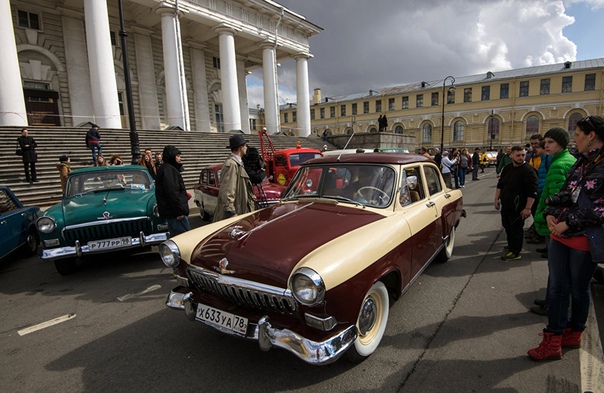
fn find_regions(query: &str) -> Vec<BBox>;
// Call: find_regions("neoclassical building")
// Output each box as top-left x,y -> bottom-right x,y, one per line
1,0 -> 320,135
281,58 -> 604,150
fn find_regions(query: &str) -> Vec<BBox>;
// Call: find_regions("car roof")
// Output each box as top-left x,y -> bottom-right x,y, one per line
70,164 -> 147,175
304,153 -> 433,165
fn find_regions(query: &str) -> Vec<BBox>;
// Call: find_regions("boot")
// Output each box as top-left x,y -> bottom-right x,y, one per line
528,330 -> 562,361
561,327 -> 582,348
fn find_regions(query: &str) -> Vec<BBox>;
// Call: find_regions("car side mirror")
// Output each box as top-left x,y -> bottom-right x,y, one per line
406,175 -> 418,190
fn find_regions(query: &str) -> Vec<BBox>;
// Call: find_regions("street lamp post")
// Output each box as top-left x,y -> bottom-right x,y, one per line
488,110 -> 494,151
440,76 -> 455,152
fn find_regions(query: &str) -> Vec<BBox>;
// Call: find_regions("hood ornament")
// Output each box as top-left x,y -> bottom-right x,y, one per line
97,211 -> 113,220
214,257 -> 235,275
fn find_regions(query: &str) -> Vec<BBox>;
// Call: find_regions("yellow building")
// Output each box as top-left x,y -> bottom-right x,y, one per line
280,58 -> 604,151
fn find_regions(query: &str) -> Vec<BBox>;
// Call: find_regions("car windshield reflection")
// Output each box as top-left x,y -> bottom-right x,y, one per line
284,164 -> 395,208
66,169 -> 152,197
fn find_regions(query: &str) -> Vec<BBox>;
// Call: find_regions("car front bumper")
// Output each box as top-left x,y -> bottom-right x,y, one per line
40,231 -> 169,260
166,288 -> 357,365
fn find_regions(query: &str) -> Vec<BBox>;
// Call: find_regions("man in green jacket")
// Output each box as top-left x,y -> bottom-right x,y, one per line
530,127 -> 576,315
496,144 -> 513,177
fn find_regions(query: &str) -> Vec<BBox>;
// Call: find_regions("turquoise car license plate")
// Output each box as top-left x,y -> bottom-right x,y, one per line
88,236 -> 132,251
196,303 -> 248,336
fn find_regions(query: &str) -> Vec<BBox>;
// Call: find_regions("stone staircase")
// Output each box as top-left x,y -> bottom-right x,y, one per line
0,127 -> 333,210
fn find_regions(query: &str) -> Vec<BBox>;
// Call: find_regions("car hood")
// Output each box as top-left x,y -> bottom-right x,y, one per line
59,191 -> 153,225
191,202 -> 384,287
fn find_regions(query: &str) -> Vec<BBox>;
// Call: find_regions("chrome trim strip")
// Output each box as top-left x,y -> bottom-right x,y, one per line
188,265 -> 292,297
40,232 -> 169,260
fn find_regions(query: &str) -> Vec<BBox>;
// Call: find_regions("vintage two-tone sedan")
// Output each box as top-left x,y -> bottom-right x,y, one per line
159,153 -> 464,365
37,165 -> 169,275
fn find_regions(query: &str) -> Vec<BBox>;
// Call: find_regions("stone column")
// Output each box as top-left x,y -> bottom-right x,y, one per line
62,12 -> 94,126
188,42 -> 211,132
133,27 -> 161,130
216,25 -> 241,132
0,0 -> 27,126
158,7 -> 190,130
237,59 -> 250,134
83,0 -> 121,128
260,42 -> 278,134
295,54 -> 312,137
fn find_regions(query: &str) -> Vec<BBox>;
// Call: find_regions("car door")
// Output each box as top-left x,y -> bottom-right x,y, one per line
0,189 -> 25,259
423,164 -> 452,253
399,165 -> 441,278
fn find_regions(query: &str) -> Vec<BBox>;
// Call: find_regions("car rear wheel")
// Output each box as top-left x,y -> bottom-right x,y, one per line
23,228 -> 39,256
345,281 -> 389,362
436,226 -> 456,263
54,258 -> 77,276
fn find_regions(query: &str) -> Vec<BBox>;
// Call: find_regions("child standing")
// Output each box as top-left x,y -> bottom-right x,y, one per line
57,155 -> 71,193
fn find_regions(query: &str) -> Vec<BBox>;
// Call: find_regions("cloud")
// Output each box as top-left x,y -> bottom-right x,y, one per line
246,0 -> 590,107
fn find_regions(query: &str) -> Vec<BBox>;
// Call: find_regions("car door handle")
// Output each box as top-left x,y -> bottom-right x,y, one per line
444,193 -> 451,198
1,220 -> 6,225
426,201 -> 435,207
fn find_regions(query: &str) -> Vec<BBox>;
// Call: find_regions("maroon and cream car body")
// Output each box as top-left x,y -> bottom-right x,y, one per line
160,153 -> 464,365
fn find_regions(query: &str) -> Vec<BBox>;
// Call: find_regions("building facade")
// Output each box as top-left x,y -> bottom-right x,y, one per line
281,59 -> 604,151
1,0 -> 320,135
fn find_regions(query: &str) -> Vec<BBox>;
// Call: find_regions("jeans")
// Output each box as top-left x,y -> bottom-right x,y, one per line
546,239 -> 598,333
501,209 -> 524,254
459,167 -> 467,185
453,169 -> 459,188
167,216 -> 190,237
89,142 -> 103,164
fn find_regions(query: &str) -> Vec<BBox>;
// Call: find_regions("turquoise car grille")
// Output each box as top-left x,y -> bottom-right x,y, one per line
63,218 -> 152,244
187,266 -> 296,315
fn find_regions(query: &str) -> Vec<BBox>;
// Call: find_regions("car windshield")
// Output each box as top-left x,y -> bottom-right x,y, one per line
283,164 -> 396,208
65,169 -> 152,197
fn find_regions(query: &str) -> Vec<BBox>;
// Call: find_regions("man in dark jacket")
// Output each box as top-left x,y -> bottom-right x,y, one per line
17,128 -> 38,183
86,124 -> 103,165
494,145 -> 538,261
155,145 -> 190,236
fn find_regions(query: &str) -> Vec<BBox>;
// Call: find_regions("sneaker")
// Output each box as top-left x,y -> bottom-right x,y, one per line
530,305 -> 548,316
501,252 -> 521,261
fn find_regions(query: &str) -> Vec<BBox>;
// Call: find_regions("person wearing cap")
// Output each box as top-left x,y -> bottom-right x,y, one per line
528,128 -> 576,316
213,134 -> 255,222
528,115 -> 604,361
86,124 -> 103,165
56,155 -> 71,193
155,145 -> 190,236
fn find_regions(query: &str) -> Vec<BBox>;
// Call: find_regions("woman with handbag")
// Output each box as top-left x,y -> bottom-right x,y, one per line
17,128 -> 38,183
528,115 -> 604,361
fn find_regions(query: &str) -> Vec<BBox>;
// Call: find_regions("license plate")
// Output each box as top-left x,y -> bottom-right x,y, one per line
87,236 -> 132,251
196,303 -> 248,336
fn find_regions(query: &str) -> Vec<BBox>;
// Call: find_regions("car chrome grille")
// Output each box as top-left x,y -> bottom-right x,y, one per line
187,266 -> 296,314
63,218 -> 152,244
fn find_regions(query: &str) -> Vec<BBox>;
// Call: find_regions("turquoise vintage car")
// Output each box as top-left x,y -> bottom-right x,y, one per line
37,165 -> 169,275
0,186 -> 40,261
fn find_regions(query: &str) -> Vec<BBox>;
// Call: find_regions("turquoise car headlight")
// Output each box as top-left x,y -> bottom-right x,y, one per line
159,240 -> 180,268
153,204 -> 160,217
36,216 -> 57,233
290,267 -> 325,306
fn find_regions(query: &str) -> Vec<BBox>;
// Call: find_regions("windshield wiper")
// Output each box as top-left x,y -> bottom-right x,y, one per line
321,195 -> 363,206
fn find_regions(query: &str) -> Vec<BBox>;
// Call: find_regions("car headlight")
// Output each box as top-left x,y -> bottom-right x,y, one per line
159,240 -> 180,268
290,267 -> 325,306
36,216 -> 57,233
153,204 -> 160,217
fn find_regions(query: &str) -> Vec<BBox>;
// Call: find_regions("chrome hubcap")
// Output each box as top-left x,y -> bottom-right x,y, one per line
358,297 -> 377,335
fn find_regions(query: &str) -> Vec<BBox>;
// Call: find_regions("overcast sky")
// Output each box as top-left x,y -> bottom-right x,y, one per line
246,0 -> 604,108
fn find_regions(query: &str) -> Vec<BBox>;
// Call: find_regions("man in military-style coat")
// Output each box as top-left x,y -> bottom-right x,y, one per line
17,128 -> 38,183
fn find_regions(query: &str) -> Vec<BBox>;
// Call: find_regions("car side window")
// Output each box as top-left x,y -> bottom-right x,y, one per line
0,190 -> 19,214
424,166 -> 443,196
406,167 -> 424,203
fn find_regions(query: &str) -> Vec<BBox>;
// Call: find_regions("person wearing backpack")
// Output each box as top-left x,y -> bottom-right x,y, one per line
86,124 -> 103,165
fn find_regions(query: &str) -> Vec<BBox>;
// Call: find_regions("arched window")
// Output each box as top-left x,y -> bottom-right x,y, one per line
394,125 -> 404,134
568,112 -> 583,139
526,115 -> 540,138
453,121 -> 464,142
421,123 -> 432,143
488,117 -> 500,142
345,128 -> 353,135
369,126 -> 378,133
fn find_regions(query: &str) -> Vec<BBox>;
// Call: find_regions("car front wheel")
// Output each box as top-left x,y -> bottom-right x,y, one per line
345,281 -> 389,362
54,258 -> 77,276
23,228 -> 39,256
